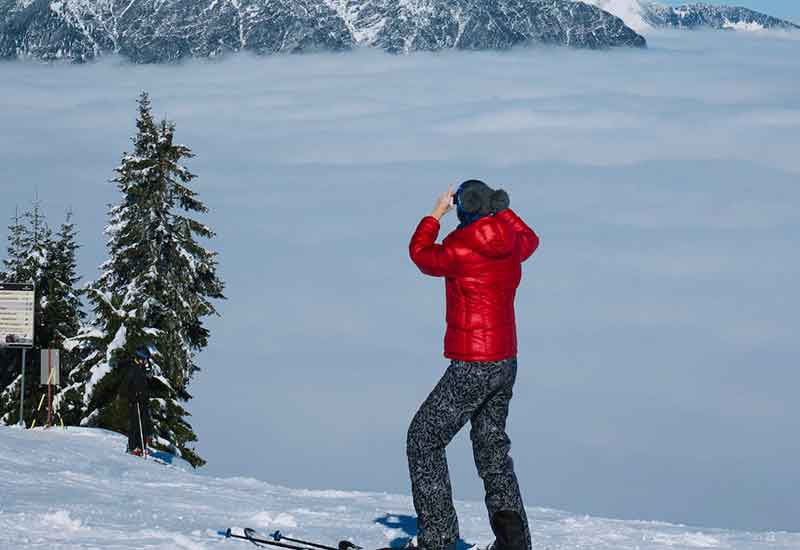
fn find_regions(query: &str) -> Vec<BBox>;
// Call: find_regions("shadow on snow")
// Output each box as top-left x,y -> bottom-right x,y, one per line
374,514 -> 474,550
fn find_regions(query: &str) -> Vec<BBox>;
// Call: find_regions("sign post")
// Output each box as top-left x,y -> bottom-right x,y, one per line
20,348 -> 26,426
0,282 -> 36,426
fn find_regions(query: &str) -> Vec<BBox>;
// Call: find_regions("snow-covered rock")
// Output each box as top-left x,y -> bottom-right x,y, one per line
2,425 -> 800,549
645,3 -> 800,32
0,0 -> 646,62
331,0 -> 646,53
583,0 -> 800,33
0,0 -> 354,62
1,0 -> 797,62
583,0 -> 652,32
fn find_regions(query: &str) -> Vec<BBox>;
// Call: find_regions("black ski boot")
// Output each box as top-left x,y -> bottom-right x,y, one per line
488,511 -> 526,550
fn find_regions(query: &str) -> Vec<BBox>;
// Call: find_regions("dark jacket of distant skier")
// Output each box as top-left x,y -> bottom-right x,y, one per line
125,349 -> 152,453
406,180 -> 539,550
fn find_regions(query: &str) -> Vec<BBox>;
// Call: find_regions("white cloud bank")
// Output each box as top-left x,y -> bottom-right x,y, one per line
0,30 -> 799,532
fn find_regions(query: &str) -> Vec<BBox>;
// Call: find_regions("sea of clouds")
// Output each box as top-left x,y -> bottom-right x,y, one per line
1,29 -> 798,532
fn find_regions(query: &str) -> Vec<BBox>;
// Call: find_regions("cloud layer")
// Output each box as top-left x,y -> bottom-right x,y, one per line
1,30 -> 799,531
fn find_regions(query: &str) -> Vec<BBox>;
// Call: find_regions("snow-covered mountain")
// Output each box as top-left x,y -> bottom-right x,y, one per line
0,0 -> 646,62
1,0 -> 797,62
645,3 -> 800,31
0,0 -> 355,62
328,0 -> 646,54
583,0 -> 653,31
585,1 -> 800,33
2,425 -> 799,549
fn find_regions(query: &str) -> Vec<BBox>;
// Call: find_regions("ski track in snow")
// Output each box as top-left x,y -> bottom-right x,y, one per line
1,426 -> 798,549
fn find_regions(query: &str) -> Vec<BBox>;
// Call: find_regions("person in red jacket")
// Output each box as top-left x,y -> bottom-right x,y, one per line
407,180 -> 539,550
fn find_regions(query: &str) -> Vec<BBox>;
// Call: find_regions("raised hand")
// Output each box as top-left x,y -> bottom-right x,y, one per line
431,184 -> 455,221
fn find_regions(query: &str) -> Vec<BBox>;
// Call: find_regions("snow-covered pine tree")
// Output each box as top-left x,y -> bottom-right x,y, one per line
0,207 -> 28,422
1,207 -> 27,282
63,92 -> 224,466
19,201 -> 51,285
39,211 -> 87,425
42,211 -> 85,345
0,200 -> 57,426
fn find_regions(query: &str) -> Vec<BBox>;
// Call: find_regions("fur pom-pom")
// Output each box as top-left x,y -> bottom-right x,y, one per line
490,189 -> 510,213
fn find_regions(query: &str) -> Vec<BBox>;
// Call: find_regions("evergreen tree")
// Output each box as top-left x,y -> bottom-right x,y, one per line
0,208 -> 27,412
1,207 -> 27,282
44,211 -> 85,343
0,201 -> 52,425
64,92 -> 224,466
19,201 -> 51,285
44,211 -> 86,425
1,206 -> 86,426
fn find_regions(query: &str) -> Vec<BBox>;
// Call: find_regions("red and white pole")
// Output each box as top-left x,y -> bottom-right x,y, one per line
47,349 -> 53,428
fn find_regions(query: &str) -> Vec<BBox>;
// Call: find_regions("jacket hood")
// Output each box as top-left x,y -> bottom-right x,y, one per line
454,214 -> 516,258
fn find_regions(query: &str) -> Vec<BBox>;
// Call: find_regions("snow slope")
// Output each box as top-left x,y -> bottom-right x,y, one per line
583,0 -> 652,32
1,426 -> 798,550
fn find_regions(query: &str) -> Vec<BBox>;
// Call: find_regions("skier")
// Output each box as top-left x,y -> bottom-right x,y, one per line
406,180 -> 540,550
125,347 -> 152,456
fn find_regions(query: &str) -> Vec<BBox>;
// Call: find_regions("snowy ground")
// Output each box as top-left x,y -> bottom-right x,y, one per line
1,426 -> 798,550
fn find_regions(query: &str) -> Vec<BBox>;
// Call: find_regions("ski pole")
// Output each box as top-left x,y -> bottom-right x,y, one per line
220,528 -> 319,549
136,402 -> 147,459
30,393 -> 47,429
272,530 -> 362,550
30,365 -> 58,429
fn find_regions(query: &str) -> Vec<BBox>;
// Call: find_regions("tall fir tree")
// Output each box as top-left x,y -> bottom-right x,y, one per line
44,211 -> 87,425
63,92 -> 225,466
43,211 -> 85,344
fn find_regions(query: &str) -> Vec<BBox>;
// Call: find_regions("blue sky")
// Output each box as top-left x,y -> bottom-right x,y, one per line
1,29 -> 799,533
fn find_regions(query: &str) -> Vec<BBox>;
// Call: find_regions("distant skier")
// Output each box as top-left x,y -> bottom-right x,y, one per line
407,180 -> 539,550
125,347 -> 152,456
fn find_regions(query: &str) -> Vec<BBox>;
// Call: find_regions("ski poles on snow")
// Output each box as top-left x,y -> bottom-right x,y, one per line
272,530 -> 362,550
221,528 -> 312,549
220,528 -> 363,550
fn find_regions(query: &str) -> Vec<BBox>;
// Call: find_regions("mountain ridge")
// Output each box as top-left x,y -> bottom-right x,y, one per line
586,1 -> 800,32
646,2 -> 800,31
1,0 -> 797,63
1,0 -> 646,62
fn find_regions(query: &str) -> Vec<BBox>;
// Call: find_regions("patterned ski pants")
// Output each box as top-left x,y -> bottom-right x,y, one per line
406,357 -> 532,550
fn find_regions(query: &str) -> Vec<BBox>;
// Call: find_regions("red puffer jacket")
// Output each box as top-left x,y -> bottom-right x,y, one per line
409,208 -> 539,362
